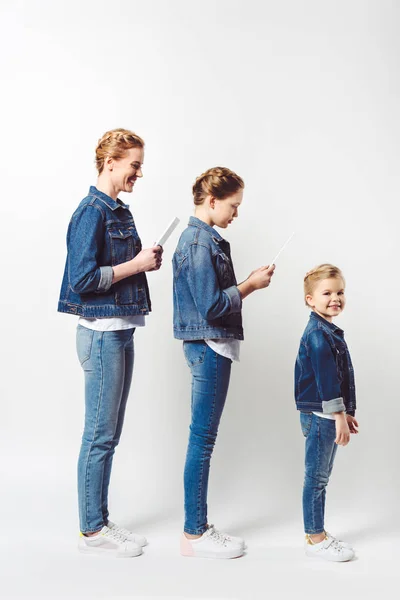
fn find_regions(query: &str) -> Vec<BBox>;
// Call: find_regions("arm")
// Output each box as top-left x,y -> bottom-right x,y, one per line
68,205 -> 113,294
237,265 -> 275,299
307,329 -> 346,414
68,205 -> 162,294
187,243 -> 242,320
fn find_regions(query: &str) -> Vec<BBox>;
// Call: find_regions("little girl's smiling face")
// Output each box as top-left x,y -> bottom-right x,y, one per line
306,277 -> 346,322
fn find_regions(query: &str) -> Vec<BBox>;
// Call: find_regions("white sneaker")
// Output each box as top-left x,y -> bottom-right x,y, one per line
304,534 -> 355,562
107,520 -> 147,547
181,526 -> 244,559
325,531 -> 353,550
78,525 -> 142,558
207,524 -> 245,549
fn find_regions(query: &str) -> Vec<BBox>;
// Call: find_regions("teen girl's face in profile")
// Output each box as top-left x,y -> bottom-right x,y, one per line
209,190 -> 243,229
106,147 -> 144,194
306,277 -> 346,322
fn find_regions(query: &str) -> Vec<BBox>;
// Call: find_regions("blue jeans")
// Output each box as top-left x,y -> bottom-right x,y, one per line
300,412 -> 338,535
76,325 -> 135,533
183,341 -> 232,535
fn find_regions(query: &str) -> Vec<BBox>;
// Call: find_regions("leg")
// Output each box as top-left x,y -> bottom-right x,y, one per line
76,327 -> 134,534
301,413 -> 337,535
101,330 -> 135,524
183,342 -> 232,535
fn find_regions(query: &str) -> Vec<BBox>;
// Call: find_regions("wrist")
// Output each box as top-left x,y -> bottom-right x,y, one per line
333,412 -> 345,420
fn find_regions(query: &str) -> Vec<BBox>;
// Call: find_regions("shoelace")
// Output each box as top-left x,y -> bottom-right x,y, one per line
325,537 -> 344,553
102,526 -> 128,543
111,524 -> 131,537
206,526 -> 228,546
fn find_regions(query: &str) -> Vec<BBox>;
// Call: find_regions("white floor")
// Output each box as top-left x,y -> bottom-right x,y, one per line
1,513 -> 398,599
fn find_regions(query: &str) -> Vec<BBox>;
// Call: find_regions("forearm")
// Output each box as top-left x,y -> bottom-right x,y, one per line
237,279 -> 255,300
112,258 -> 141,284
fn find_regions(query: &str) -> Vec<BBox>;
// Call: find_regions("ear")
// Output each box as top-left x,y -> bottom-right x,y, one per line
305,295 -> 314,308
209,195 -> 216,209
105,155 -> 114,171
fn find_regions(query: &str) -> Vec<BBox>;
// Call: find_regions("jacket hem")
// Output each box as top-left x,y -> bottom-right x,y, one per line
58,301 -> 150,317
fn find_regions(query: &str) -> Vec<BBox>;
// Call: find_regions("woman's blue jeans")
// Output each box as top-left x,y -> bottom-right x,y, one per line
76,325 -> 135,533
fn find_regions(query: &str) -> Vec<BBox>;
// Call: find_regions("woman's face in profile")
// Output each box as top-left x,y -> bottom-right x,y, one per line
107,147 -> 144,194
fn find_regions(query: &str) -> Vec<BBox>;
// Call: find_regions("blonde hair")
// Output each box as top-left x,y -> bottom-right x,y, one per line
95,128 -> 145,174
192,167 -> 244,206
304,264 -> 345,306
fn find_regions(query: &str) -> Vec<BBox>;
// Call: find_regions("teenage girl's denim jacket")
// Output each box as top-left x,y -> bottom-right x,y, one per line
295,312 -> 356,416
173,217 -> 243,340
58,186 -> 151,317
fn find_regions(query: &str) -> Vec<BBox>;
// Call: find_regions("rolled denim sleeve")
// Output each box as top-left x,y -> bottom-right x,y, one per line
68,205 -> 113,295
187,243 -> 242,320
308,329 -> 346,414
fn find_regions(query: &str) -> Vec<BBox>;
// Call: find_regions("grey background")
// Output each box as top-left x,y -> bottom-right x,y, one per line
1,0 -> 399,597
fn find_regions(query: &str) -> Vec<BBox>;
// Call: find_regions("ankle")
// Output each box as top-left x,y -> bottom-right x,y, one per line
308,532 -> 326,544
184,532 -> 202,540
83,530 -> 102,537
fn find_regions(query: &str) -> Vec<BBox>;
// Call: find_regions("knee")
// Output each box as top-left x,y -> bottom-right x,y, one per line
304,470 -> 330,489
189,427 -> 217,451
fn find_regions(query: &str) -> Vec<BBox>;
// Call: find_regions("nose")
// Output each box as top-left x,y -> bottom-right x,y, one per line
136,167 -> 143,178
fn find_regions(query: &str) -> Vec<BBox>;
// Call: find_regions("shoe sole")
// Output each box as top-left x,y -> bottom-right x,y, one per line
305,550 -> 354,562
182,549 -> 244,559
78,545 -> 142,558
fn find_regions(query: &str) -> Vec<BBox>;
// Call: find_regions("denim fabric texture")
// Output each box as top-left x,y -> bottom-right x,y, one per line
173,217 -> 243,341
295,312 -> 356,416
58,186 -> 151,318
182,341 -> 232,534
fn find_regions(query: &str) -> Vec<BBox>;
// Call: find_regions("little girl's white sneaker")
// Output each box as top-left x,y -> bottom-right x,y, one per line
181,526 -> 244,559
304,534 -> 354,562
325,531 -> 353,550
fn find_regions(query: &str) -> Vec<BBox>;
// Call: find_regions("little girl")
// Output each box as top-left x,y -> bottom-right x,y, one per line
295,264 -> 359,562
173,167 -> 275,559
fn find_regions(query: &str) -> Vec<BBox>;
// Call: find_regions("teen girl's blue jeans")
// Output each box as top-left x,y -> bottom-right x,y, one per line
182,341 -> 232,535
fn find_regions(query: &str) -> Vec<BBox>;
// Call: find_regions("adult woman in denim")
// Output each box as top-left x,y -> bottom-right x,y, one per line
173,167 -> 275,559
58,129 -> 162,557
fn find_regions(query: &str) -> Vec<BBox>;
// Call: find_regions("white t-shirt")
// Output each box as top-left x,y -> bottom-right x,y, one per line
205,339 -> 241,362
78,315 -> 145,331
312,411 -> 336,420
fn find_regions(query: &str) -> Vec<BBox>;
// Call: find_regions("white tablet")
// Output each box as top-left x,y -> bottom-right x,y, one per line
270,231 -> 295,265
154,217 -> 180,247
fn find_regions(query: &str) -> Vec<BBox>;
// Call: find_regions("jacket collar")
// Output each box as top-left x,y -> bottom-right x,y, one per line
89,186 -> 130,211
309,311 -> 344,335
188,216 -> 226,244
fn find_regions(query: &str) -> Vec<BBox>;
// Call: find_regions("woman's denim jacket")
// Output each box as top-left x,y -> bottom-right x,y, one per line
295,312 -> 356,416
173,217 -> 243,341
58,186 -> 151,317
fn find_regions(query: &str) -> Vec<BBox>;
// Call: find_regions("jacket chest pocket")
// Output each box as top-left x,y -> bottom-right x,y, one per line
109,228 -> 140,266
108,227 -> 142,305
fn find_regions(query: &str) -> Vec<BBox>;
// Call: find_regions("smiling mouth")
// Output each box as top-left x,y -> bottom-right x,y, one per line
329,305 -> 341,309
128,178 -> 136,185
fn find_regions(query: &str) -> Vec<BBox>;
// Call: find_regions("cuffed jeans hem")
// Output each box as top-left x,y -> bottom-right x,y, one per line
80,526 -> 104,534
304,528 -> 325,535
184,526 -> 208,535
